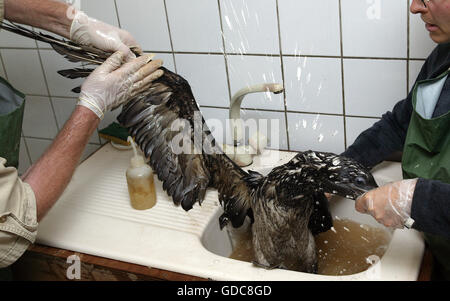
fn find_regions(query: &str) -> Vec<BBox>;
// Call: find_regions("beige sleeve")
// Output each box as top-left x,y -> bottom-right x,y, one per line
0,0 -> 4,23
0,158 -> 38,268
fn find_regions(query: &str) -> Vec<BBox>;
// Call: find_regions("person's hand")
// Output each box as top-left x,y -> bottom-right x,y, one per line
78,52 -> 163,119
355,179 -> 418,229
70,11 -> 142,61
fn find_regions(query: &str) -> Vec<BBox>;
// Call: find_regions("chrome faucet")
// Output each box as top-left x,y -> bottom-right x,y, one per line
222,83 -> 284,167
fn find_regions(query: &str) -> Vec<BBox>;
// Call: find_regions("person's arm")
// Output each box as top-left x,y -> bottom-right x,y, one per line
21,106 -> 98,221
411,179 -> 450,238
4,0 -> 142,60
342,97 -> 413,168
4,0 -> 72,38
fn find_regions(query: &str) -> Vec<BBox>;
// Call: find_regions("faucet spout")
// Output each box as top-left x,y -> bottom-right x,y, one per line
229,83 -> 284,145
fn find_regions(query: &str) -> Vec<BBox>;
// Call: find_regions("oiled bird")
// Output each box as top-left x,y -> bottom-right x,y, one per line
1,23 -> 378,273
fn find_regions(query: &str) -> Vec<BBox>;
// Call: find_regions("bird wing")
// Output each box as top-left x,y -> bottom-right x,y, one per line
0,22 -> 255,226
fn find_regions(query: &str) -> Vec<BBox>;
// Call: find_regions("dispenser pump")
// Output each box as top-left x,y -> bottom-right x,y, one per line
128,136 -> 145,168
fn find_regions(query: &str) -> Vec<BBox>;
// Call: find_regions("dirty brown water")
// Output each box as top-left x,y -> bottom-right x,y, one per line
228,219 -> 391,276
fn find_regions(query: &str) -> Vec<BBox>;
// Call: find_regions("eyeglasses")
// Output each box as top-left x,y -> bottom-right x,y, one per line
421,0 -> 430,8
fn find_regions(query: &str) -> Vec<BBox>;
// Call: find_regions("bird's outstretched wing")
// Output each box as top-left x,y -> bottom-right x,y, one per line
0,22 -> 255,226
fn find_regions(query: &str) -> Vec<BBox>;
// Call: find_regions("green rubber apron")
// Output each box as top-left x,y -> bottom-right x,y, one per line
402,67 -> 450,280
0,76 -> 25,281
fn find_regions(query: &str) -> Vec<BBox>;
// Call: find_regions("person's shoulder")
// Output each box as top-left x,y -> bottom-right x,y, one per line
422,43 -> 450,78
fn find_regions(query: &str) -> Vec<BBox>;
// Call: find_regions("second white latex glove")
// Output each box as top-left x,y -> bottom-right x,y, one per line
70,11 -> 142,61
355,178 -> 418,229
78,52 -> 163,119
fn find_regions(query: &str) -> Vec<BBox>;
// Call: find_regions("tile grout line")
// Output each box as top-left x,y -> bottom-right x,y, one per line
0,46 -> 429,61
113,0 -> 122,28
339,0 -> 347,150
217,0 -> 233,112
275,0 -> 290,151
35,46 -> 60,130
163,0 -> 178,73
200,104 -> 383,119
34,44 -> 65,163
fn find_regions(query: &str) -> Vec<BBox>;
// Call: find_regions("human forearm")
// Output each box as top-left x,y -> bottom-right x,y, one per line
21,106 -> 99,221
342,97 -> 413,168
4,0 -> 71,38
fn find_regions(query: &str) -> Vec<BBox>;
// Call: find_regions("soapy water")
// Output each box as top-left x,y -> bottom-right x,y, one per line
228,218 -> 391,276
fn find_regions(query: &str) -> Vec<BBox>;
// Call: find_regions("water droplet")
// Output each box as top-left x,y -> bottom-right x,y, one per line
318,134 -> 324,142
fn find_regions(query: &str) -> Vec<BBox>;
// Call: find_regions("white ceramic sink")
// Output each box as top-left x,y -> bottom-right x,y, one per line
36,144 -> 424,280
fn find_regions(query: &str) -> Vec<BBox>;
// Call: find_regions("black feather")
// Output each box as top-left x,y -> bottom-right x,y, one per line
58,68 -> 94,79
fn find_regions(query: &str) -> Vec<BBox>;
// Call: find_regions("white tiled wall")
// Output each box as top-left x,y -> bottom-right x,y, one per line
0,0 -> 436,174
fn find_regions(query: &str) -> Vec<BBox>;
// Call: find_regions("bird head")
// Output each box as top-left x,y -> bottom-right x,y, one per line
273,151 -> 378,201
302,151 -> 378,200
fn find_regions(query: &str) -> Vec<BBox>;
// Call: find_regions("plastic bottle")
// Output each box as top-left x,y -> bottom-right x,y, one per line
126,136 -> 157,210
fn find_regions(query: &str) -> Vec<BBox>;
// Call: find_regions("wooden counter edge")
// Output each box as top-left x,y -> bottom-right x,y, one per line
15,244 -> 207,281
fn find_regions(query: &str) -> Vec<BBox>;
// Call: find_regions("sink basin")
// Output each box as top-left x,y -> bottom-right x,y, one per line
36,144 -> 424,281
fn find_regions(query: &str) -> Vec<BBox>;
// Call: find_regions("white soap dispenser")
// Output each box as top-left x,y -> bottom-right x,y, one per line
126,136 -> 156,210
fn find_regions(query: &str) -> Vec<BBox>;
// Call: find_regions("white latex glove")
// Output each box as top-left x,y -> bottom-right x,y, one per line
78,52 -> 163,119
70,11 -> 142,61
355,179 -> 418,229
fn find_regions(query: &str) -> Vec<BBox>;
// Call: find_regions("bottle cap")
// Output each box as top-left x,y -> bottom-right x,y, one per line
128,136 -> 145,168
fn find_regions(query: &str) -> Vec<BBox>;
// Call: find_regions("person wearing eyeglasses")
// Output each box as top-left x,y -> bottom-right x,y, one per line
341,0 -> 450,280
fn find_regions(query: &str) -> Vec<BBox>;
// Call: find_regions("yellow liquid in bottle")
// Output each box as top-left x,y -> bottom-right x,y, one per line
126,175 -> 157,210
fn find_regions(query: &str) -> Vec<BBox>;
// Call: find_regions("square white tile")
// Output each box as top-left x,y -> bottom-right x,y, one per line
240,109 -> 288,150
166,0 -> 223,53
278,0 -> 341,56
52,97 -> 100,144
25,137 -> 53,164
0,25 -> 37,48
116,0 -> 172,51
147,52 -> 175,72
39,49 -> 85,97
343,59 -> 406,117
22,96 -> 59,139
284,56 -> 343,114
341,0 -> 407,58
175,54 -> 229,107
287,113 -> 345,154
409,0 -> 437,59
0,49 -> 48,95
345,116 -> 380,147
227,55 -> 284,110
220,0 -> 279,54
80,0 -> 120,27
